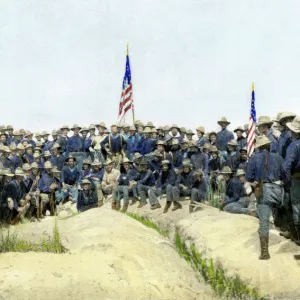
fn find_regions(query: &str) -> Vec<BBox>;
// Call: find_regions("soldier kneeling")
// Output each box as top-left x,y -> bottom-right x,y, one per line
77,179 -> 98,212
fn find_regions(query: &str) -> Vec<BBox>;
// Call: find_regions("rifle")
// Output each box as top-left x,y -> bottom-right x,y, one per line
49,189 -> 56,216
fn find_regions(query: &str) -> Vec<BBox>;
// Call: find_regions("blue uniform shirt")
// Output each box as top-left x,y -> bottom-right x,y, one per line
283,139 -> 300,183
61,166 -> 81,185
217,129 -> 234,151
67,135 -> 84,153
278,129 -> 293,159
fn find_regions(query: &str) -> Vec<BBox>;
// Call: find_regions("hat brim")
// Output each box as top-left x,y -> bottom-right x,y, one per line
286,122 -> 300,133
218,121 -> 230,125
234,129 -> 244,133
71,127 -> 82,131
279,115 -> 296,123
257,121 -> 273,127
255,141 -> 271,149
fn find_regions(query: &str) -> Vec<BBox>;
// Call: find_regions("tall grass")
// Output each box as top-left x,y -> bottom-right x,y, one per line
175,231 -> 264,300
0,219 -> 67,253
125,212 -> 169,237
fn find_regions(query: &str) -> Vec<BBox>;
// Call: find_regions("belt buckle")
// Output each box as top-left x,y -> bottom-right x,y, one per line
115,152 -> 120,156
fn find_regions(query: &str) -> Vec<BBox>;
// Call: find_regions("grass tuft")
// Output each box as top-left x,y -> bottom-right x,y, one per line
175,230 -> 264,299
125,212 -> 169,237
0,219 -> 67,253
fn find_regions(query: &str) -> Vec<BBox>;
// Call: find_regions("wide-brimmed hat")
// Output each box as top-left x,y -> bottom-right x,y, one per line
255,136 -> 271,149
96,122 -> 107,129
256,116 -> 273,127
60,125 -> 70,130
278,112 -> 296,124
13,130 -> 21,136
186,129 -> 195,136
202,143 -> 211,150
150,128 -> 158,134
143,127 -> 152,134
181,139 -> 189,144
65,155 -> 76,162
0,132 -> 8,137
234,126 -> 245,133
81,178 -> 91,185
182,161 -> 192,169
88,124 -> 95,130
189,140 -> 198,148
41,131 -> 50,136
145,122 -> 155,128
286,116 -> 300,133
92,159 -> 101,166
133,153 -> 142,160
9,143 -> 17,151
24,130 -> 33,138
104,158 -> 113,166
3,146 -> 11,153
161,160 -> 170,165
196,126 -> 205,134
156,140 -> 166,146
31,162 -> 39,169
2,168 -> 14,177
80,126 -> 89,133
170,124 -> 180,130
51,129 -> 58,136
71,124 -> 82,131
220,166 -> 232,174
239,147 -> 248,153
217,117 -> 230,126
163,125 -> 170,131
134,120 -> 141,126
139,158 -> 149,166
210,145 -> 218,153
22,163 -> 32,171
153,150 -> 163,157
17,143 -> 25,150
43,150 -> 52,157
180,127 -> 186,133
123,123 -> 130,128
83,159 -> 92,165
227,139 -> 238,147
44,161 -> 53,169
15,167 -> 24,177
6,125 -> 13,130
52,167 -> 61,174
35,132 -> 42,137
129,125 -> 136,131
122,157 -> 131,164
33,152 -> 42,159
235,169 -> 246,177
52,143 -> 61,150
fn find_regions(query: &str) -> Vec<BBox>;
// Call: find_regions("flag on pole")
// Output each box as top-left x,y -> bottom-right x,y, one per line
117,45 -> 135,125
247,83 -> 257,157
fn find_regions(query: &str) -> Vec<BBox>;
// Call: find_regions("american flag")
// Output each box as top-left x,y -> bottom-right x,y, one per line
247,83 -> 257,157
117,45 -> 135,125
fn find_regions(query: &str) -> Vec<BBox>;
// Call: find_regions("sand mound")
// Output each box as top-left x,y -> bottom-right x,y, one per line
0,207 -> 216,300
126,199 -> 300,300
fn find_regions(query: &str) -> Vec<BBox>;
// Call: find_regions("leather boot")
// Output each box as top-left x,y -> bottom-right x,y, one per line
121,202 -> 129,213
137,201 -> 147,208
116,201 -> 121,211
98,199 -> 103,207
163,201 -> 171,213
294,225 -> 300,246
130,197 -> 138,206
171,201 -> 182,212
111,200 -> 116,210
289,223 -> 298,243
259,235 -> 270,260
150,203 -> 161,210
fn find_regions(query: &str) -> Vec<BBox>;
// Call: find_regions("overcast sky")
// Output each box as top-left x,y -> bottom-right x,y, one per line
0,0 -> 299,133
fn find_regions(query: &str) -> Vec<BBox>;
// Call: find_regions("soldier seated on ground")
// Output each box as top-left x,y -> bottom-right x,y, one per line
102,158 -> 120,202
149,160 -> 176,211
220,169 -> 256,216
113,158 -> 139,212
77,179 -> 98,212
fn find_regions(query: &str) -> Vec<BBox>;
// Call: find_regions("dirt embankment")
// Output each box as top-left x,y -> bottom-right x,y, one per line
0,207 -> 216,300
126,199 -> 300,300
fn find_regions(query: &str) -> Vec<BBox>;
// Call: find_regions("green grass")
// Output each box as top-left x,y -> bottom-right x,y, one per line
125,212 -> 169,237
0,219 -> 67,253
175,230 -> 264,300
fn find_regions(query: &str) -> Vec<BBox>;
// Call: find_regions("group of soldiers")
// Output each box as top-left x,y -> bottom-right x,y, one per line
0,113 -> 300,261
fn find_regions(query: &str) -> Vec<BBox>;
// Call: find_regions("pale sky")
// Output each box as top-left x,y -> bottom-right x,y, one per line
0,0 -> 300,134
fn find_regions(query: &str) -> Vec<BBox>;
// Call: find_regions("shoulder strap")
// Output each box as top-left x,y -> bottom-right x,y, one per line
261,151 -> 269,179
108,135 -> 112,151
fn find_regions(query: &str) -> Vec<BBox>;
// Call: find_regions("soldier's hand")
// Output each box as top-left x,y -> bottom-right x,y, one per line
50,183 -> 57,190
8,198 -> 14,210
25,194 -> 31,201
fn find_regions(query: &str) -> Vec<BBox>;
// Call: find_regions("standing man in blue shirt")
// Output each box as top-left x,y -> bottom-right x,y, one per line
216,117 -> 234,161
67,124 -> 84,171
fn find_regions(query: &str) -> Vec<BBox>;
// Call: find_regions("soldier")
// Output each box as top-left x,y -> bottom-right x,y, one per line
180,139 -> 190,160
2,146 -> 13,171
246,136 -> 284,260
51,167 -> 65,204
67,124 -> 84,170
208,145 -> 223,192
149,160 -> 176,211
57,125 -> 70,155
172,161 -> 195,211
149,150 -> 163,178
126,126 -> 138,160
10,144 -> 23,171
277,112 -> 296,159
0,132 -> 8,146
234,126 -> 247,152
100,124 -> 126,170
114,157 -> 139,212
216,117 -> 234,160
102,158 -> 120,204
92,122 -> 107,163
122,124 -> 131,141
196,126 -> 207,148
179,127 -> 186,141
208,131 -> 218,146
163,125 -> 172,142
136,159 -> 155,208
224,139 -> 239,173
61,155 -> 81,203
77,179 -> 98,212
89,159 -> 104,206
156,140 -> 169,160
42,131 -> 52,150
170,124 -> 181,142
186,129 -> 195,142
190,142 -> 208,176
222,169 -> 256,216
283,116 -> 300,260
24,144 -> 34,164
43,150 -> 52,162
50,143 -> 65,171
24,131 -> 36,148
81,159 -> 92,179
6,125 -> 14,145
256,116 -> 279,153
0,169 -> 15,223
138,127 -> 155,156
236,147 -> 248,171
12,131 -> 22,145
168,139 -> 183,173
189,170 -> 208,213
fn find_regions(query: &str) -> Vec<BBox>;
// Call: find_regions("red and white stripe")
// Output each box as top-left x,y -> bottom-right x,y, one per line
247,117 -> 255,157
118,83 -> 133,125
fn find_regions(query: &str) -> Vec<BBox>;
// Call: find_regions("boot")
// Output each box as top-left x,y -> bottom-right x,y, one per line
121,202 -> 129,213
163,201 -> 171,213
130,197 -> 138,206
259,235 -> 270,260
116,201 -> 121,211
294,225 -> 300,246
280,230 -> 291,239
98,199 -> 103,207
171,201 -> 182,212
137,201 -> 147,208
248,209 -> 257,217
289,223 -> 298,243
150,203 -> 161,210
111,200 -> 116,210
